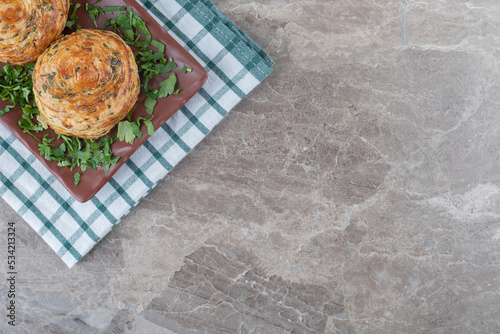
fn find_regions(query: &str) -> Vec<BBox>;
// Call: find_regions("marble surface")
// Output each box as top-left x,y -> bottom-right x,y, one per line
2,0 -> 500,333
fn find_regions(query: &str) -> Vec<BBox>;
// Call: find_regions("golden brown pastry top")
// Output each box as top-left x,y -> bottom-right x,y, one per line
0,0 -> 69,65
33,29 -> 140,139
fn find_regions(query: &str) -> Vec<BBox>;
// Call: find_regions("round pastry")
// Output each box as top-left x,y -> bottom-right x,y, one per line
33,29 -> 140,139
0,0 -> 69,65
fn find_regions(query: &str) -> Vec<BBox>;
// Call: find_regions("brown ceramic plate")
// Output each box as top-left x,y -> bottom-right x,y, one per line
0,0 -> 207,203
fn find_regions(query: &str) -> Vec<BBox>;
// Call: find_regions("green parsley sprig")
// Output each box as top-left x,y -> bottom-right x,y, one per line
0,64 -> 45,139
39,133 -> 120,173
0,63 -> 36,117
85,3 -> 127,27
101,8 -> 181,115
116,108 -> 155,144
37,134 -> 120,186
66,0 -> 82,30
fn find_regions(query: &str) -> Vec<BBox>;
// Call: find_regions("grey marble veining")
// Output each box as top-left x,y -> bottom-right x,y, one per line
2,0 -> 500,333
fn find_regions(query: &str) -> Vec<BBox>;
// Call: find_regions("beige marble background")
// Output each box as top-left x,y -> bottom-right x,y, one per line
2,0 -> 500,333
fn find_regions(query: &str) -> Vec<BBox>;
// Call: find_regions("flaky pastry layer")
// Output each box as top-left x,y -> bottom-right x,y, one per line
0,0 -> 69,65
33,29 -> 140,139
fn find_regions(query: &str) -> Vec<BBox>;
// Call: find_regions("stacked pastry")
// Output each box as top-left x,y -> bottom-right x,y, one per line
33,29 -> 140,139
0,0 -> 70,65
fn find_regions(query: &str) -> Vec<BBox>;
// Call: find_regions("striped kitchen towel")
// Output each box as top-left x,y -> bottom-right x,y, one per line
0,0 -> 274,268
